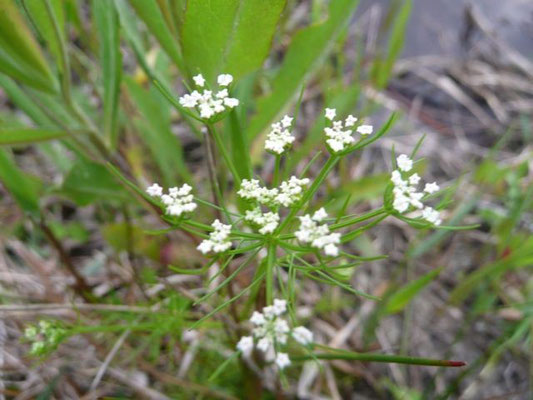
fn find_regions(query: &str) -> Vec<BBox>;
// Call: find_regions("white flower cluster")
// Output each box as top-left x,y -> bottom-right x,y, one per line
265,115 -> 295,154
24,320 -> 65,356
244,207 -> 280,234
178,73 -> 239,119
238,176 -> 310,208
324,108 -> 373,153
295,208 -> 341,256
146,183 -> 197,217
236,299 -> 313,370
197,219 -> 232,254
391,154 -> 442,225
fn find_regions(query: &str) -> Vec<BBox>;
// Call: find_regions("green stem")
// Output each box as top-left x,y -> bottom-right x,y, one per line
293,351 -> 466,367
330,207 -> 386,230
277,155 -> 340,232
273,154 -> 281,186
209,124 -> 241,184
266,240 -> 277,304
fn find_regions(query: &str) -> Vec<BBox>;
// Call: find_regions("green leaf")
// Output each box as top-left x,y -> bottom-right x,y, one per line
0,75 -> 53,125
59,159 -> 128,206
293,346 -> 465,367
128,0 -> 184,72
0,148 -> 40,215
0,127 -> 74,145
22,0 -> 65,73
449,239 -> 533,304
247,0 -> 360,140
384,267 -> 443,314
124,76 -> 191,185
0,0 -> 56,92
92,0 -> 122,148
371,0 -> 412,88
181,0 -> 286,82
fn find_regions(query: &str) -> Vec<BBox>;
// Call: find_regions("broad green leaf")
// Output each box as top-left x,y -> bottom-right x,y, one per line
0,75 -> 53,125
92,0 -> 122,148
102,222 -> 164,260
247,0 -> 360,140
384,267 -> 443,314
0,148 -> 40,215
59,159 -> 128,206
181,0 -> 286,82
22,0 -> 65,73
124,76 -> 191,185
128,0 -> 184,72
371,0 -> 412,88
0,0 -> 56,92
0,127 -> 74,145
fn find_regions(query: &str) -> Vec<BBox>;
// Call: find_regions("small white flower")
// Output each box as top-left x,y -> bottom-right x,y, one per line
292,326 -> 313,345
250,311 -> 266,326
179,93 -> 198,108
345,115 -> 358,127
223,97 -> 239,108
397,154 -> 413,172
324,125 -> 354,153
424,182 -> 440,194
295,210 -> 340,256
146,183 -> 163,197
275,352 -> 291,369
312,208 -> 328,222
216,88 -> 228,98
245,207 -> 280,234
393,194 -> 410,213
409,173 -> 421,185
422,206 -> 442,225
257,337 -> 271,353
193,74 -> 205,87
217,74 -> 233,86
272,299 -> 287,316
356,124 -> 373,135
325,108 -> 337,120
237,336 -> 254,356
265,116 -> 295,155
197,219 -> 232,254
281,115 -> 293,128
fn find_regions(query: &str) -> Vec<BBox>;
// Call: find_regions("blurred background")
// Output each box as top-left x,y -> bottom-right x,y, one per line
0,0 -> 532,398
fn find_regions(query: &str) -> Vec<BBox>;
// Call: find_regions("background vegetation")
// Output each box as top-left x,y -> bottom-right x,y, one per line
0,0 -> 531,398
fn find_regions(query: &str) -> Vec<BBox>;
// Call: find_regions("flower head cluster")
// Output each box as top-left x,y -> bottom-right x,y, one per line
24,320 -> 66,356
295,208 -> 341,256
179,73 -> 239,119
244,207 -> 280,234
391,154 -> 442,225
324,109 -> 373,153
265,115 -> 295,154
236,299 -> 313,370
197,219 -> 232,254
238,176 -> 310,208
146,183 -> 197,217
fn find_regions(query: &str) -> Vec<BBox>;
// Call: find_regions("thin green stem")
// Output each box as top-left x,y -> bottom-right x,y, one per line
273,154 -> 281,186
293,351 -> 466,367
208,124 -> 241,184
266,240 -> 277,304
277,155 -> 340,233
330,207 -> 386,230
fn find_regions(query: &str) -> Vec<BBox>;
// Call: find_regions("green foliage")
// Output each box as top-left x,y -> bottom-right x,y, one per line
93,0 -> 122,148
0,0 -> 56,92
182,0 -> 286,82
247,0 -> 360,139
384,267 -> 443,314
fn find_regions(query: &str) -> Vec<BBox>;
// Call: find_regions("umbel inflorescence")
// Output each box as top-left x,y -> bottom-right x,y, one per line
236,299 -> 313,369
141,80 -> 447,373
